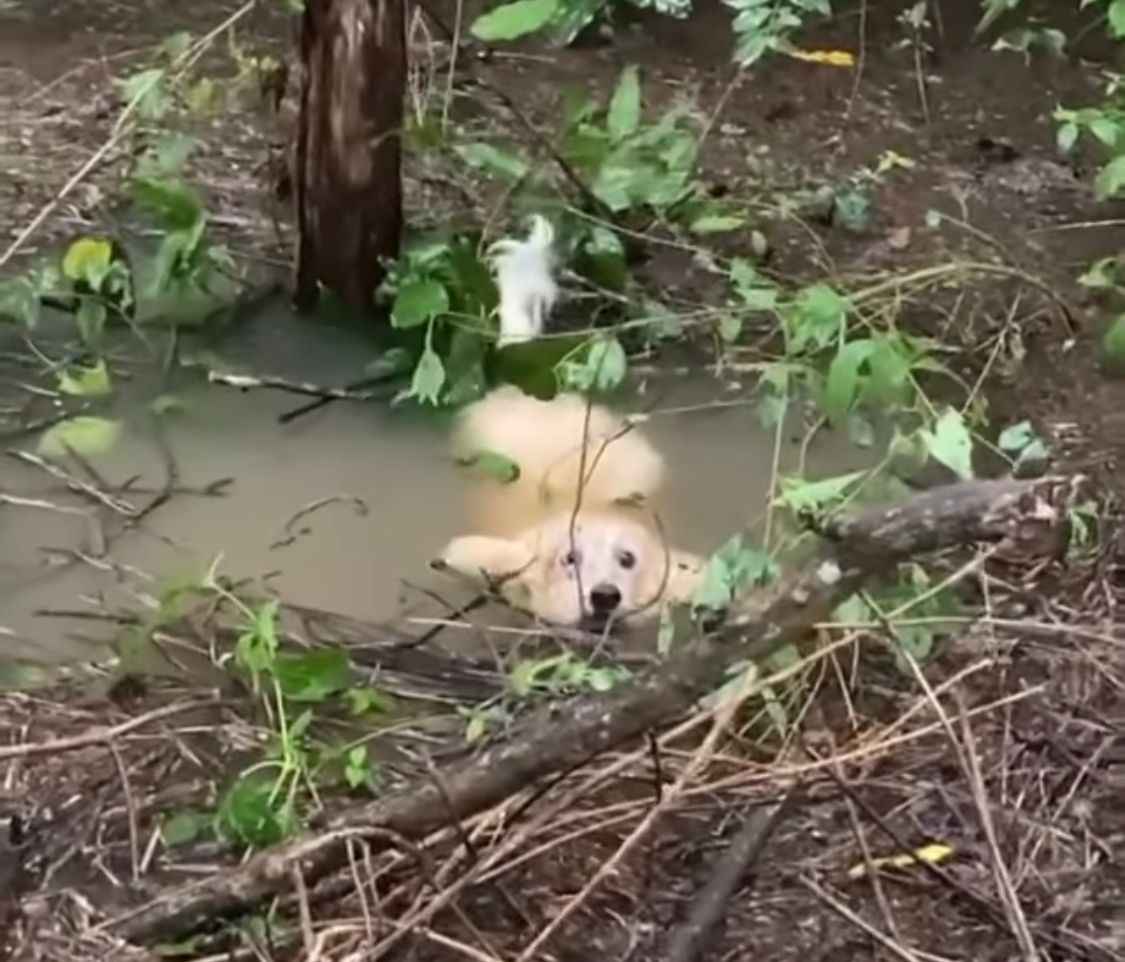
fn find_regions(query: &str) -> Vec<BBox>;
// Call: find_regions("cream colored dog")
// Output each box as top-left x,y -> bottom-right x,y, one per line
438,387 -> 706,630
437,215 -> 705,630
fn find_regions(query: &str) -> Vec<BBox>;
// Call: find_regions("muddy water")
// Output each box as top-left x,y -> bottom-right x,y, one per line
0,304 -> 874,665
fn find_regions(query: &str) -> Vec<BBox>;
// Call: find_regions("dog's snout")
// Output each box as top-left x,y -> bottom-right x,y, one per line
589,583 -> 622,613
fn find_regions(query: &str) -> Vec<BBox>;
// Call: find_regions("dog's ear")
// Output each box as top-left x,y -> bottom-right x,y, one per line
439,535 -> 536,583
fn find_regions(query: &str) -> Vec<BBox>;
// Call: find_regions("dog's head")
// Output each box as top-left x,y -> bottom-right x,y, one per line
440,512 -> 704,631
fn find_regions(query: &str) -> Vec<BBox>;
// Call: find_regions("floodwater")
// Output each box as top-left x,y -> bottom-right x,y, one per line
0,300 -> 875,665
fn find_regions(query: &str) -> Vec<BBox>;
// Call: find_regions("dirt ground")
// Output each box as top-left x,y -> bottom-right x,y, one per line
1,0 -> 1124,960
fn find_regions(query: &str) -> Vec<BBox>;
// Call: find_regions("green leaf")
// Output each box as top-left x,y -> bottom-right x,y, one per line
558,335 -> 627,391
38,416 -> 122,458
1095,155 -> 1125,200
410,345 -> 446,405
693,535 -> 777,612
117,67 -> 169,120
921,408 -> 974,480
586,335 -> 627,389
1100,313 -> 1125,375
58,359 -> 113,398
1089,116 -> 1120,149
509,659 -> 537,698
148,133 -> 197,174
235,600 -> 280,680
274,648 -> 352,703
455,143 -> 530,180
215,774 -> 297,848
470,0 -> 559,41
391,278 -> 449,328
74,297 -> 108,344
162,811 -> 205,846
464,710 -> 488,744
785,283 -> 849,354
346,686 -> 395,716
1109,0 -> 1125,37
729,258 -> 779,311
62,237 -> 114,286
998,419 -> 1048,468
344,745 -> 376,790
775,469 -> 868,514
718,313 -> 743,344
689,213 -> 746,234
129,176 -> 204,230
607,66 -> 642,142
1056,122 -> 1079,153
824,339 -> 876,423
0,278 -> 41,329
1078,257 -> 1118,289
832,189 -> 872,233
456,449 -> 521,483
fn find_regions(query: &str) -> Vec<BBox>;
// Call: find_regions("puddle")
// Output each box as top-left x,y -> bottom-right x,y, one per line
0,302 -> 876,665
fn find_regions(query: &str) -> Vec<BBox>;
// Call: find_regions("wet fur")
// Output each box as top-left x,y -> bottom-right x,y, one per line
438,215 -> 705,629
440,386 -> 705,629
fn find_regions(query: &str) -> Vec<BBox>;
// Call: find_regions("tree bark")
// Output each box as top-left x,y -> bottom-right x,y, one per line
105,476 -> 1079,943
295,0 -> 405,315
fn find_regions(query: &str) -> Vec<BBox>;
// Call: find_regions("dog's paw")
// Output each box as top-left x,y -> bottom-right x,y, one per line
439,535 -> 535,582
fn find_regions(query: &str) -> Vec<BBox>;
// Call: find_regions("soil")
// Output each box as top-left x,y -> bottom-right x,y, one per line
1,1 -> 1124,961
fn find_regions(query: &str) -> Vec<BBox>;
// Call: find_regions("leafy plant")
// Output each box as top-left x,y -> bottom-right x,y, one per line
693,535 -> 778,614
558,68 -> 724,222
471,0 -> 691,47
723,0 -> 833,66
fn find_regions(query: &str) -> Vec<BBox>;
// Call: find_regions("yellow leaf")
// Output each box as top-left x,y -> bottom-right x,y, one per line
62,236 -> 114,283
847,842 -> 953,879
787,48 -> 856,67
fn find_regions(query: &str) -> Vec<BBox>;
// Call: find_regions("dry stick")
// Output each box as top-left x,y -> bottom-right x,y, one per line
516,642 -> 764,962
661,788 -> 800,962
104,476 -> 1077,943
799,875 -> 930,962
0,699 -> 220,761
956,691 -> 1040,962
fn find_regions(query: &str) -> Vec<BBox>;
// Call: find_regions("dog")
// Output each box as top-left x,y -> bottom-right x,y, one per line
437,216 -> 705,631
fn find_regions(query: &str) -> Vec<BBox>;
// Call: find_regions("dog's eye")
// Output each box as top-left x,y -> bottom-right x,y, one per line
562,549 -> 580,567
617,550 -> 636,570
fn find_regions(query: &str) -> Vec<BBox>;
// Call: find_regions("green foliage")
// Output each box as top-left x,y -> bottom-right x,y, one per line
998,420 -> 1048,471
1101,314 -> 1125,374
920,408 -> 975,481
775,469 -> 867,518
845,565 -> 963,672
507,652 -> 630,697
38,416 -> 123,458
723,0 -> 832,66
472,0 -> 560,41
559,70 -> 714,218
470,0 -> 690,47
693,535 -> 778,613
215,771 -> 299,848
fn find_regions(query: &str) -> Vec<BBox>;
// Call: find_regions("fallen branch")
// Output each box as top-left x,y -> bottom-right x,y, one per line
103,476 -> 1078,942
661,789 -> 799,962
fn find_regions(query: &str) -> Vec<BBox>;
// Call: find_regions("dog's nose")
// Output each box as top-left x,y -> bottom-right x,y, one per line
589,583 -> 622,613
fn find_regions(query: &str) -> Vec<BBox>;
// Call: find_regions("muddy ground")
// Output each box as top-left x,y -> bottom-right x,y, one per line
1,0 -> 1124,960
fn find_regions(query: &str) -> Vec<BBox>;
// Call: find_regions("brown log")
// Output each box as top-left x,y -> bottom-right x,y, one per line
106,476 -> 1078,942
295,0 -> 405,314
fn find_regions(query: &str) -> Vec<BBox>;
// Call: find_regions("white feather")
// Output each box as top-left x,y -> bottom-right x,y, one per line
488,214 -> 558,347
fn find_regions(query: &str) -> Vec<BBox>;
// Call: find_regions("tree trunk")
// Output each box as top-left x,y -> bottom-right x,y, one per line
295,0 -> 405,315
